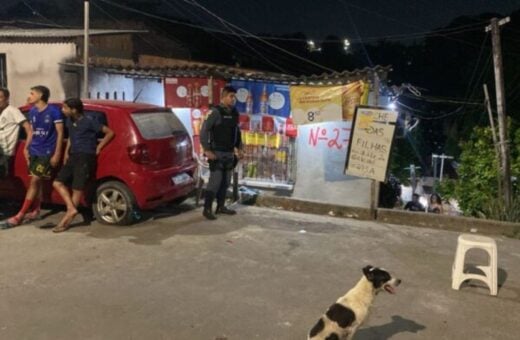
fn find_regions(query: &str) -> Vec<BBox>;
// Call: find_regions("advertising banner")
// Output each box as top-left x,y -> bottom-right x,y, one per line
345,106 -> 398,182
290,81 -> 366,125
231,80 -> 291,117
164,77 -> 226,108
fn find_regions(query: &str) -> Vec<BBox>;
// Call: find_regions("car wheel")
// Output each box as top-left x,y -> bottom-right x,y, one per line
93,181 -> 137,226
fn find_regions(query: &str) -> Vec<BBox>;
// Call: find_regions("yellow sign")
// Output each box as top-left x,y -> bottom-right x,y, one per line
290,81 -> 366,125
345,106 -> 398,182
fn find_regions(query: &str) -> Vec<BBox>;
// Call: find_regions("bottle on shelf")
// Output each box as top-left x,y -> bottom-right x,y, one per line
246,91 -> 253,115
259,84 -> 268,114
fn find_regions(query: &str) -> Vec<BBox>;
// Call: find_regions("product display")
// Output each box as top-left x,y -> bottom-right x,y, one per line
240,131 -> 295,185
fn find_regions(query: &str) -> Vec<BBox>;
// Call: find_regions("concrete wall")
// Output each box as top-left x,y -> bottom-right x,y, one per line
292,120 -> 373,208
0,42 -> 76,106
134,78 -> 164,106
88,72 -> 165,106
88,70 -> 134,101
291,91 -> 389,209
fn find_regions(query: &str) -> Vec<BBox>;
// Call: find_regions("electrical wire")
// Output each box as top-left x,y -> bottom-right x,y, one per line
21,0 -> 65,28
181,0 -> 336,73
91,0 -> 166,55
401,93 -> 485,106
175,0 -> 288,73
461,33 -> 490,106
163,0 -> 310,74
397,102 -> 467,120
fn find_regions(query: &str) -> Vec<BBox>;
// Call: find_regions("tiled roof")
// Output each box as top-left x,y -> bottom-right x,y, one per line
0,28 -> 147,38
61,55 -> 391,84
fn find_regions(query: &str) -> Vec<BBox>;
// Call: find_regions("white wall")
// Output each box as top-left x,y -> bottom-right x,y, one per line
0,42 -> 76,106
134,78 -> 164,106
88,70 -> 134,101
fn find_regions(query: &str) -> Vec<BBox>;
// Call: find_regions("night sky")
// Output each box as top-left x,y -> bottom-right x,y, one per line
187,0 -> 519,40
4,0 -> 520,42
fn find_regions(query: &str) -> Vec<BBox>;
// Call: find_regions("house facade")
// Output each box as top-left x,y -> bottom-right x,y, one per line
0,28 -> 158,106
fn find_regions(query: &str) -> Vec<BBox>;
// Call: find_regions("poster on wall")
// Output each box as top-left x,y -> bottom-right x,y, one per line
290,81 -> 366,125
345,106 -> 398,182
164,77 -> 226,108
231,80 -> 291,117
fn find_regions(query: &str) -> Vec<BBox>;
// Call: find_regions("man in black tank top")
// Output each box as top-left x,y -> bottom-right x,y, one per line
199,86 -> 243,220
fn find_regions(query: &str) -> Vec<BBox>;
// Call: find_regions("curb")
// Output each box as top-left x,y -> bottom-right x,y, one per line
253,195 -> 520,237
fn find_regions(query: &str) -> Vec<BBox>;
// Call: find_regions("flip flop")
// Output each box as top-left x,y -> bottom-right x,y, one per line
0,217 -> 21,230
0,221 -> 14,230
39,222 -> 56,229
52,224 -> 71,233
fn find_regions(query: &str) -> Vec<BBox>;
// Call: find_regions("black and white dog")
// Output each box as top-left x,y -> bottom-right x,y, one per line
308,265 -> 401,340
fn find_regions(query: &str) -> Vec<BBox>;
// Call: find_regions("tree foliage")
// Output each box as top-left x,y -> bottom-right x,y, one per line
440,125 -> 520,220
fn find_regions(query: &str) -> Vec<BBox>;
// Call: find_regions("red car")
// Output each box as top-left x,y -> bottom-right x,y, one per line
0,100 -> 197,225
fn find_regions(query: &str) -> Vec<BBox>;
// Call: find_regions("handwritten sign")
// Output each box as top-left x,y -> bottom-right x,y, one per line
345,106 -> 398,182
308,126 -> 351,150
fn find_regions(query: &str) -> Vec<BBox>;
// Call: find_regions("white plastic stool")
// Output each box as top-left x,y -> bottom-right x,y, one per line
452,234 -> 498,296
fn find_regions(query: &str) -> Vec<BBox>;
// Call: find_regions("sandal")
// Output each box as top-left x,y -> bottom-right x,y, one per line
52,224 -> 71,233
24,210 -> 42,223
0,216 -> 22,230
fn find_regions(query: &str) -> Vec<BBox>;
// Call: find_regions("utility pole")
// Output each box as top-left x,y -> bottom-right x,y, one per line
483,84 -> 503,198
432,154 -> 453,182
83,0 -> 90,99
486,17 -> 512,208
405,164 -> 421,194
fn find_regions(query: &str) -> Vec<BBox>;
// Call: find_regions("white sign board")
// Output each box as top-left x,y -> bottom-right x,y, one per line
345,106 -> 398,182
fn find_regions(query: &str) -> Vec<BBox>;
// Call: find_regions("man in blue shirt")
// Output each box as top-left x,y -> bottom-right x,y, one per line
2,86 -> 64,228
52,98 -> 114,232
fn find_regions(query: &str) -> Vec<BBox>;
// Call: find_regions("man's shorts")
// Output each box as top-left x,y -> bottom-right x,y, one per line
29,156 -> 53,179
0,154 -> 12,178
55,153 -> 97,190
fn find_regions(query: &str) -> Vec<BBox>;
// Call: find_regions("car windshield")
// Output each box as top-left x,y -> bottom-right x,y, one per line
131,111 -> 186,140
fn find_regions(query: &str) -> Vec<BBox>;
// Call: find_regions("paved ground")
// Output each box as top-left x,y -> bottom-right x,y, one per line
1,202 -> 519,340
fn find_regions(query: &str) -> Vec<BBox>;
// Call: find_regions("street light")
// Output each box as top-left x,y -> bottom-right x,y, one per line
343,38 -> 350,52
307,39 -> 321,52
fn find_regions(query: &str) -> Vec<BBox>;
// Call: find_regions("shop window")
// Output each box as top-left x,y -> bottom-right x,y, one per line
114,91 -> 118,100
105,92 -> 109,100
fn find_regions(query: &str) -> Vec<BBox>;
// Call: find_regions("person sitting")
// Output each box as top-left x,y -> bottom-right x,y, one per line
404,193 -> 425,212
428,193 -> 444,214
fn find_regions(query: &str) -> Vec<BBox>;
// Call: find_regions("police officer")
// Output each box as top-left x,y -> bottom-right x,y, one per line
200,86 -> 242,220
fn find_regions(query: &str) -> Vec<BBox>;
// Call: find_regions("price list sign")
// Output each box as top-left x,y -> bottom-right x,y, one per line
345,106 -> 398,182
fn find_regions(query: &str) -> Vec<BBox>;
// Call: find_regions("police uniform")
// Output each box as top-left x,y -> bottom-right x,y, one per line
199,104 -> 242,219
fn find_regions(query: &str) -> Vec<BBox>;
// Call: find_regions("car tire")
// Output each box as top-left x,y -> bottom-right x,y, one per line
93,181 -> 137,226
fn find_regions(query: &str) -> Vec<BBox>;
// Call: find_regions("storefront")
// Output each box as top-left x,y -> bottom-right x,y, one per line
81,55 -> 392,208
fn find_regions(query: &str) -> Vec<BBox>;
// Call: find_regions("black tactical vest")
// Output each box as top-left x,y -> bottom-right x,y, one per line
211,106 -> 239,152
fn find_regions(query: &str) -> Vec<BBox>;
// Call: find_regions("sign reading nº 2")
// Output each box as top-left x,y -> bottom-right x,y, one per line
345,105 -> 398,182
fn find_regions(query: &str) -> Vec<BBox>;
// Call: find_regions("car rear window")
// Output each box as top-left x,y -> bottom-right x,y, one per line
131,111 -> 187,140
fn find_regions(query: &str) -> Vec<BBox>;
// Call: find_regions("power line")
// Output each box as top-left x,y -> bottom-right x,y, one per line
91,0 -> 166,55
175,0 -> 288,73
163,0 -> 308,74
397,102 -> 467,120
181,0 -> 335,73
461,33 -> 490,105
402,93 -> 485,106
21,0 -> 65,28
98,0 -> 333,72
